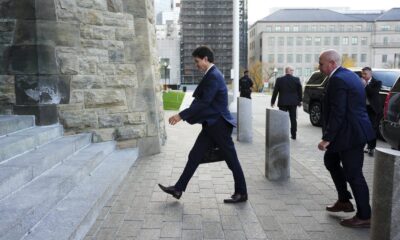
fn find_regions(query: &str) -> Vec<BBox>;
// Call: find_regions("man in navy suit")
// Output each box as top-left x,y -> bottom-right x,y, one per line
158,46 -> 248,203
271,66 -> 302,139
318,50 -> 375,228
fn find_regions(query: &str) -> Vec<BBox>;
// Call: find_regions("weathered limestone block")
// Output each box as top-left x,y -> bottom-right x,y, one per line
77,9 -> 104,25
79,57 -> 98,74
71,75 -> 104,89
116,28 -> 135,40
107,0 -> 124,12
103,12 -> 128,27
371,148 -> 400,240
115,125 -> 145,140
98,114 -> 124,128
60,110 -> 98,129
125,112 -> 146,125
108,49 -> 124,62
116,64 -> 136,75
70,90 -> 84,103
0,75 -> 15,114
265,108 -> 290,181
104,76 -> 137,88
76,0 -> 108,11
84,89 -> 125,108
97,63 -> 115,75
92,26 -> 115,40
92,127 -> 116,142
56,0 -> 78,20
56,52 -> 79,74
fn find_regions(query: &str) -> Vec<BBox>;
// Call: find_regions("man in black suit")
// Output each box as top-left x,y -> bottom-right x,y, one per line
271,66 -> 302,139
361,67 -> 383,157
239,70 -> 253,99
158,46 -> 248,203
318,50 -> 375,228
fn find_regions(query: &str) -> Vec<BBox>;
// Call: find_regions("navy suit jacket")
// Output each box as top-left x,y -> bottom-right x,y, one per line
322,67 -> 375,152
179,65 -> 236,127
271,74 -> 302,107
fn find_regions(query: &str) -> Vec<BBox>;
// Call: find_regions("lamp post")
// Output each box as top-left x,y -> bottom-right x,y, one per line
272,67 -> 278,89
163,61 -> 168,91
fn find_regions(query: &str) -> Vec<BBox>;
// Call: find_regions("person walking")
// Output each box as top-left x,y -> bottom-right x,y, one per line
361,66 -> 383,157
239,70 -> 253,99
270,66 -> 302,139
317,49 -> 375,228
158,46 -> 248,203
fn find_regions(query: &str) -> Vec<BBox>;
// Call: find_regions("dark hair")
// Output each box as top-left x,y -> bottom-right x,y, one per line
362,66 -> 372,71
192,46 -> 214,63
244,70 -> 249,74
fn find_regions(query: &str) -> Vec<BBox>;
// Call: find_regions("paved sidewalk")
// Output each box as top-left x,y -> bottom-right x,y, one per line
85,93 -> 382,240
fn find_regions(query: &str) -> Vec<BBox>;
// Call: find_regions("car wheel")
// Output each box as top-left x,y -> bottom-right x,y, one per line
310,102 -> 322,126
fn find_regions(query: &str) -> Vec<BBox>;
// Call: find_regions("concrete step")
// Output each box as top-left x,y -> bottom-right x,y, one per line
0,133 -> 92,200
22,148 -> 139,240
0,115 -> 35,137
0,141 -> 116,240
0,124 -> 63,163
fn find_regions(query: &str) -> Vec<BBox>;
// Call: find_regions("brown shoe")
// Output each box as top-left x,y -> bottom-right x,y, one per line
340,216 -> 370,228
326,200 -> 355,212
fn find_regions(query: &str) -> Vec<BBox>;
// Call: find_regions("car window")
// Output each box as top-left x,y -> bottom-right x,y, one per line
391,78 -> 400,92
306,72 -> 327,85
372,71 -> 400,90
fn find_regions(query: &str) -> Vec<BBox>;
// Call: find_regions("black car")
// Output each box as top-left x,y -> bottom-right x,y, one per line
380,77 -> 400,150
303,68 -> 400,127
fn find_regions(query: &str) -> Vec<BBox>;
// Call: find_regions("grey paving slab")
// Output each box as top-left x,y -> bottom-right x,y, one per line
87,93 -> 381,240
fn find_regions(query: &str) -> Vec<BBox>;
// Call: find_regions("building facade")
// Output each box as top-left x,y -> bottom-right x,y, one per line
248,8 -> 400,83
180,0 -> 248,84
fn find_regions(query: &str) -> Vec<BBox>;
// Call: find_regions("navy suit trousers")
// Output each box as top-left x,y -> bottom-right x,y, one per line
175,117 -> 247,194
324,146 -> 371,219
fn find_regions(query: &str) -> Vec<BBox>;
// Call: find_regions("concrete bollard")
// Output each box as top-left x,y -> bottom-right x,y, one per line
265,108 -> 290,181
237,97 -> 252,143
370,148 -> 400,240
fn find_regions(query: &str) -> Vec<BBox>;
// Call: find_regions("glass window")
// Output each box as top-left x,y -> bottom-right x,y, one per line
324,37 -> 331,45
304,68 -> 312,77
305,54 -> 312,63
293,25 -> 299,32
277,68 -> 284,76
382,25 -> 390,31
383,37 -> 389,45
314,54 -> 319,62
356,25 -> 362,31
372,70 -> 400,88
287,37 -> 294,46
307,71 -> 327,84
311,25 -> 317,32
268,54 -> 274,63
296,54 -> 302,63
305,37 -> 312,46
278,54 -> 284,63
296,68 -> 302,76
302,25 -> 308,32
361,37 -> 368,45
351,54 -> 357,62
268,37 -> 275,46
296,37 -> 303,46
320,26 -> 326,32
351,37 -> 358,45
284,26 -> 290,32
382,54 -> 387,63
329,25 -> 335,32
342,37 -> 349,45
315,37 -> 321,46
278,37 -> 284,46
275,26 -> 281,32
266,26 -> 272,32
287,54 -> 293,63
361,54 -> 367,62
333,37 -> 340,45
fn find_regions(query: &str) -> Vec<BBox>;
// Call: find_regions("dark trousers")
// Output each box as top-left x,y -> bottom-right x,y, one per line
175,117 -> 247,194
279,105 -> 297,138
366,105 -> 382,149
324,146 -> 371,219
240,90 -> 251,99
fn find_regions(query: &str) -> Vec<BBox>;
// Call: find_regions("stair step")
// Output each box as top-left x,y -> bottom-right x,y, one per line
22,149 -> 139,240
0,141 -> 116,240
0,115 -> 35,137
0,133 -> 92,200
0,125 -> 63,163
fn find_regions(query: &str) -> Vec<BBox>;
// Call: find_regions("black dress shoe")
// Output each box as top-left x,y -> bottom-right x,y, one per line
224,193 -> 248,203
158,184 -> 182,199
291,135 -> 296,140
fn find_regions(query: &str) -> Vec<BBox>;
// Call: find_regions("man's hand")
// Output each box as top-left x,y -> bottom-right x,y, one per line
271,103 -> 275,108
318,140 -> 330,151
168,114 -> 182,125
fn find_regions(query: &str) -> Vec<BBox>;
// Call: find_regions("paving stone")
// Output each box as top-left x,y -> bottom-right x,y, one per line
223,230 -> 247,240
202,222 -> 224,239
221,215 -> 243,230
116,220 -> 143,237
182,230 -> 203,240
160,221 -> 182,238
183,214 -> 202,230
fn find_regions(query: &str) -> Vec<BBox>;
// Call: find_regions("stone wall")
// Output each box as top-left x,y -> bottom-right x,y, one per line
0,0 -> 165,156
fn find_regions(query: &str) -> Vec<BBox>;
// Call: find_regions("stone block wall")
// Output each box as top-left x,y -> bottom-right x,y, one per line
0,0 -> 165,156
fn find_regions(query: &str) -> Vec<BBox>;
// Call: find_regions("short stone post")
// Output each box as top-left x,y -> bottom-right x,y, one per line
237,97 -> 252,142
265,108 -> 290,181
370,148 -> 400,240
